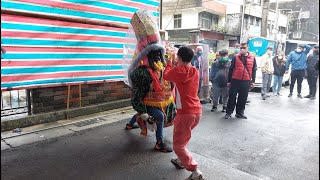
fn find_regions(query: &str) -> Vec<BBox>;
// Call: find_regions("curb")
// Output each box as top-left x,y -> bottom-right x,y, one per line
1,99 -> 131,132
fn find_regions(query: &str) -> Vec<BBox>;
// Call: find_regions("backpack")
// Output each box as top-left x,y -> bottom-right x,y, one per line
215,68 -> 228,88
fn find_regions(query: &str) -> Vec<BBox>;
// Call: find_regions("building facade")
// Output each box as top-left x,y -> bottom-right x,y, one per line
162,0 -> 289,52
271,0 -> 319,43
162,0 -> 237,51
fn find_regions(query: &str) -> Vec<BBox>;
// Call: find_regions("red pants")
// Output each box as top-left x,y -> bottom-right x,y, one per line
173,113 -> 201,171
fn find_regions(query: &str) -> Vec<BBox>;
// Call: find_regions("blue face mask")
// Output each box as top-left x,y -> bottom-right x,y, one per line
197,51 -> 203,56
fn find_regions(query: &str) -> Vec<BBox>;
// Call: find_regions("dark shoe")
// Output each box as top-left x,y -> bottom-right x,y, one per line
246,100 -> 251,104
262,95 -> 267,100
185,174 -> 205,180
211,106 -> 217,112
125,123 -> 139,130
288,94 -> 293,97
304,95 -> 311,98
235,114 -> 247,119
171,158 -> 185,169
297,94 -> 303,99
277,93 -> 282,96
310,96 -> 316,100
154,141 -> 172,153
224,113 -> 231,119
222,106 -> 227,112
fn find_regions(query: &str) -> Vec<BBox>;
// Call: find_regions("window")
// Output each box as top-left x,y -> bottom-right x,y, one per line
253,0 -> 261,6
200,12 -> 213,30
244,14 -> 249,29
174,14 -> 182,28
256,18 -> 261,26
250,16 -> 254,25
202,17 -> 211,29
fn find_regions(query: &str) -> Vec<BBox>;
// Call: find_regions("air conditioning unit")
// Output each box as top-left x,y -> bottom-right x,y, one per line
292,31 -> 302,39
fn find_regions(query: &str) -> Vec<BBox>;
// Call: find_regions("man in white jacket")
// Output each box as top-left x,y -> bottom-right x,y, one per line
260,47 -> 274,100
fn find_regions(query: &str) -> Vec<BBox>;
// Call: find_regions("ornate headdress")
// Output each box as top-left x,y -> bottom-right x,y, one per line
125,10 -> 165,87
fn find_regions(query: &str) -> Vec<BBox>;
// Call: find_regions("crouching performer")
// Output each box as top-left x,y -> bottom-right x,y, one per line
125,10 -> 176,153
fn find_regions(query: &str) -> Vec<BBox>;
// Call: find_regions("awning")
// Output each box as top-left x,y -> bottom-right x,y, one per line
286,39 -> 318,45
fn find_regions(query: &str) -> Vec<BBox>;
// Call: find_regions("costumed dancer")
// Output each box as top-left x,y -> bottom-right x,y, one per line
124,10 -> 176,153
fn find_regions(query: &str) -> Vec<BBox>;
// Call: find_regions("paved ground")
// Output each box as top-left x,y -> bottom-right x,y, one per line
1,84 -> 319,180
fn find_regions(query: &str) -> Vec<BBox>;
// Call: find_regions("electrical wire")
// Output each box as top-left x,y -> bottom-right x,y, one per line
164,0 -> 180,30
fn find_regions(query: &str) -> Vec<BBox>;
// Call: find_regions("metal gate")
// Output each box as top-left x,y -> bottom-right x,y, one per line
1,89 -> 31,117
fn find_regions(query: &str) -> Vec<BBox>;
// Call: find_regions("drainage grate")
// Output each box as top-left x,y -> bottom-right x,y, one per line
73,117 -> 107,127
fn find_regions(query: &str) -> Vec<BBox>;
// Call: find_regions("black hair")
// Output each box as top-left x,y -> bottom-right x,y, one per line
267,46 -> 273,50
219,49 -> 229,56
177,46 -> 194,63
147,49 -> 164,70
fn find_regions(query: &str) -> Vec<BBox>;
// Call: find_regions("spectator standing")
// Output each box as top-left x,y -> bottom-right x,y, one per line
286,44 -> 311,98
224,42 -> 257,119
272,51 -> 286,96
260,47 -> 274,100
305,44 -> 319,100
210,50 -> 231,112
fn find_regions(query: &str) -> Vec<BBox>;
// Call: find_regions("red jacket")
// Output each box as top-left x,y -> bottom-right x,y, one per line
230,53 -> 256,81
163,61 -> 202,114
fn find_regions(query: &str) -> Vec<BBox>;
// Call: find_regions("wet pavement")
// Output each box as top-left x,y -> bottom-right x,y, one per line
1,84 -> 319,180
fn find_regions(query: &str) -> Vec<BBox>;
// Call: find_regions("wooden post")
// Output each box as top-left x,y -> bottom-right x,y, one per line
66,85 -> 71,119
79,84 -> 82,107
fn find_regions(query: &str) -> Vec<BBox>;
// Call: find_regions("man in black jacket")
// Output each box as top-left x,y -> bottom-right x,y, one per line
305,45 -> 319,100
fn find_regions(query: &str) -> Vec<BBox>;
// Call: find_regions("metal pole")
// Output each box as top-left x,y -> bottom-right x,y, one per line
160,0 -> 163,30
240,0 -> 245,43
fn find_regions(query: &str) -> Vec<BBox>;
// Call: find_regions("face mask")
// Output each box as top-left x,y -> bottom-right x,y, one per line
296,49 -> 302,53
278,56 -> 283,59
197,51 -> 203,56
240,49 -> 247,55
219,57 -> 230,64
267,50 -> 272,55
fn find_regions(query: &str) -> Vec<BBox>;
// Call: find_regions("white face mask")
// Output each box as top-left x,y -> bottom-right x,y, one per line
296,49 -> 302,53
278,56 -> 283,59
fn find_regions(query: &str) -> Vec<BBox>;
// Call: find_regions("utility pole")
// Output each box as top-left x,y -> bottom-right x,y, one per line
274,0 -> 279,40
274,0 -> 279,55
261,0 -> 270,37
240,0 -> 246,43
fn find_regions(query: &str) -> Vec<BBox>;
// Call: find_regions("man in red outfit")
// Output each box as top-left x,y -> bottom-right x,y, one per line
163,46 -> 205,180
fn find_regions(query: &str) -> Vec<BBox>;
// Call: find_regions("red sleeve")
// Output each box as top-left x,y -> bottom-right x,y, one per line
163,61 -> 181,83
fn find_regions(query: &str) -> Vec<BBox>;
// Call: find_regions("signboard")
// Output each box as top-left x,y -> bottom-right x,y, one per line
253,41 -> 263,47
298,11 -> 310,19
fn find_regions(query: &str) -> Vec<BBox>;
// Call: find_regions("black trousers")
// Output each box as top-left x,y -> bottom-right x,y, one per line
226,80 -> 250,115
290,70 -> 305,94
307,71 -> 319,97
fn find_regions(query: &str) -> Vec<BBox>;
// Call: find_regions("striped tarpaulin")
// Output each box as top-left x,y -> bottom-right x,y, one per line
1,0 -> 159,91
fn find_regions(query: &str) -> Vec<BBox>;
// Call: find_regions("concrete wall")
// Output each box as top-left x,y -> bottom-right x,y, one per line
217,40 -> 230,51
162,8 -> 199,30
31,82 -> 131,114
226,14 -> 241,35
